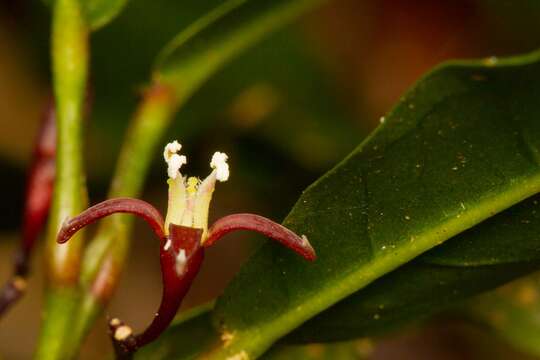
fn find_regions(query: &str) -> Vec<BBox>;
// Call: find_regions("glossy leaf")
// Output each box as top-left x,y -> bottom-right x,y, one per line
202,51 -> 540,359
467,273 -> 540,356
288,193 -> 540,342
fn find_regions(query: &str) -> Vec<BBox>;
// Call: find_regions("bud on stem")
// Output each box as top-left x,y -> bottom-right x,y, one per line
0,98 -> 55,318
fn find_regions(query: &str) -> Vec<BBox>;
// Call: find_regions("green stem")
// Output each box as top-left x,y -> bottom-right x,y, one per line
35,0 -> 89,358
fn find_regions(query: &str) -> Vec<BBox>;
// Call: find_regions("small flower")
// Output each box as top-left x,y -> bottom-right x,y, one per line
57,141 -> 316,357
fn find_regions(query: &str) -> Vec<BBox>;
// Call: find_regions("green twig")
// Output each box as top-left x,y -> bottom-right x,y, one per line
35,0 -> 89,358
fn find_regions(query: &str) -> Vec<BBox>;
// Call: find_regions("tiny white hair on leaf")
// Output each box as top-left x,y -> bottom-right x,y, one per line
210,151 -> 229,182
175,249 -> 187,275
163,141 -> 187,179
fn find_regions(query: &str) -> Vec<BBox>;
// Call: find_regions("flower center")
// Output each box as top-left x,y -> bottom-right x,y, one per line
162,140 -> 229,242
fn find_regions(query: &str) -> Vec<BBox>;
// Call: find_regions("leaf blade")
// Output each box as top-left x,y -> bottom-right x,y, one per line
207,51 -> 540,358
288,192 -> 540,342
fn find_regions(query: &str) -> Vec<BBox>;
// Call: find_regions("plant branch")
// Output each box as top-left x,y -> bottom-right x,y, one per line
35,0 -> 89,357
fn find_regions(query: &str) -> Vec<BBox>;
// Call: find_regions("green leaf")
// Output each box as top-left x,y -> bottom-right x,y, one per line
261,340 -> 370,360
202,51 -> 540,359
153,0 -> 325,100
136,304 -> 370,360
288,193 -> 540,342
467,273 -> 540,356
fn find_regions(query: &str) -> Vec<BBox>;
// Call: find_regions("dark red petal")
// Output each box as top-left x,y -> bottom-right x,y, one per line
205,213 -> 316,261
57,198 -> 165,245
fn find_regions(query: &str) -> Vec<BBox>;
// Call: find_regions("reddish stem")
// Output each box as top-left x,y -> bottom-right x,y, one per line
110,224 -> 204,357
137,224 -> 204,346
57,198 -> 166,245
205,213 -> 316,261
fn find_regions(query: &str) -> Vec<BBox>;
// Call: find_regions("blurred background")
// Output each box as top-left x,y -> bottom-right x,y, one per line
1,0 -> 540,358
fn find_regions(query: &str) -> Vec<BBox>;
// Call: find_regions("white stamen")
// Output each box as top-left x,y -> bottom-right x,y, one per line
164,141 -> 187,179
167,154 -> 187,179
163,140 -> 182,161
210,152 -> 229,182
175,249 -> 187,275
164,239 -> 172,251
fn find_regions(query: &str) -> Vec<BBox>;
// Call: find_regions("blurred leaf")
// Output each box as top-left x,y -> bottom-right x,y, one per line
201,51 -> 540,358
153,0 -> 325,97
467,273 -> 540,356
176,29 -> 362,170
86,0 -> 353,180
261,340 -> 368,360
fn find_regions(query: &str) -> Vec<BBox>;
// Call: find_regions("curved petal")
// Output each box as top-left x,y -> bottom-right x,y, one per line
205,213 -> 316,261
57,198 -> 166,245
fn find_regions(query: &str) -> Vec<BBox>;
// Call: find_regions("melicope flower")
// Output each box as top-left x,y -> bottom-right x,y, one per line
57,141 -> 316,358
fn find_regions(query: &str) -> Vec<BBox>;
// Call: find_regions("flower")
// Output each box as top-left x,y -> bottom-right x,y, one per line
57,141 -> 316,357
